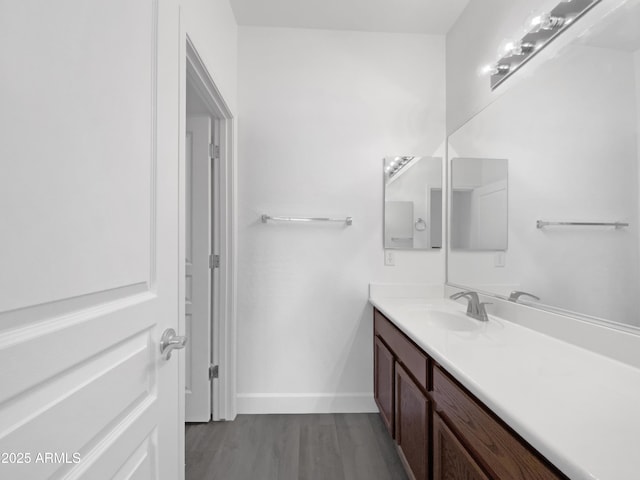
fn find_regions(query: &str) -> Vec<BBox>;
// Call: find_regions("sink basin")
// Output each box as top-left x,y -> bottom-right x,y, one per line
395,301 -> 482,331
423,310 -> 479,331
400,303 -> 438,311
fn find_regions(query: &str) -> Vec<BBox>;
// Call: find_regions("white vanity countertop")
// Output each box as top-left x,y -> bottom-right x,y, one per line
370,295 -> 640,480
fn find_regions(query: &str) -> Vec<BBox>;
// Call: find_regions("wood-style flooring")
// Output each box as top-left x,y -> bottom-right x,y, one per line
186,413 -> 409,480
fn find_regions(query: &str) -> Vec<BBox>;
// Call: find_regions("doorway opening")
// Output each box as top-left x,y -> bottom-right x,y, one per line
182,37 -> 236,425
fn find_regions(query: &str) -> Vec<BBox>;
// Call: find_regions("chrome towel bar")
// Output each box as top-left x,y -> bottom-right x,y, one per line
261,214 -> 353,226
536,220 -> 629,229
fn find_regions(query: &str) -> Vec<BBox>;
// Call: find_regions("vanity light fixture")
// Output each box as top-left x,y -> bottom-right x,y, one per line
488,0 -> 601,90
387,156 -> 414,178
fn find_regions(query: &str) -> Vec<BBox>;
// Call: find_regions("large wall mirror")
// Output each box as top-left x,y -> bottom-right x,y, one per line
384,156 -> 442,250
447,0 -> 640,330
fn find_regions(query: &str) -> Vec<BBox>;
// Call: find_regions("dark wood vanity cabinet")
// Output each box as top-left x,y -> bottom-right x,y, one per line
374,336 -> 395,435
374,309 -> 430,480
395,362 -> 430,480
373,308 -> 568,480
432,366 -> 565,480
433,413 -> 490,480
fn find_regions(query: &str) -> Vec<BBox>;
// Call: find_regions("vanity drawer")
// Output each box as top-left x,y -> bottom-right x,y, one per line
432,366 -> 565,480
374,309 -> 428,390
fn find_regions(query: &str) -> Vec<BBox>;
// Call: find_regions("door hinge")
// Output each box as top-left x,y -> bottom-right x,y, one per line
209,254 -> 220,269
209,144 -> 220,159
209,364 -> 219,380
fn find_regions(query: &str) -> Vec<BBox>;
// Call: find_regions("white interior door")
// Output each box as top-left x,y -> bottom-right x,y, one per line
471,180 -> 508,250
0,1 -> 182,479
185,116 -> 212,422
430,188 -> 443,248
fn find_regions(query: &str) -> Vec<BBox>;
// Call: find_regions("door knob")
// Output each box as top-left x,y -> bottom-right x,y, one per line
160,328 -> 187,360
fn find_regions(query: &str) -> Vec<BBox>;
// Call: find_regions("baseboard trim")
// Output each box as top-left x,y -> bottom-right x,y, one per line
236,393 -> 378,414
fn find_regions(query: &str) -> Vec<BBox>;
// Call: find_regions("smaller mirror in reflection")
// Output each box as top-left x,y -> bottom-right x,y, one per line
451,158 -> 508,251
384,156 -> 442,250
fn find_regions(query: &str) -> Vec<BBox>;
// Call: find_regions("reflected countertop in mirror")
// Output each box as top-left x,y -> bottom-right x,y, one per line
447,0 -> 640,330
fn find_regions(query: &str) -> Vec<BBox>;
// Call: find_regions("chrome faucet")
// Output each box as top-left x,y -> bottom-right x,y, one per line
508,291 -> 540,303
449,291 -> 490,322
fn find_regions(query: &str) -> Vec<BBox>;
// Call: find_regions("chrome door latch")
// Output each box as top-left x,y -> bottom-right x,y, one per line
160,328 -> 187,360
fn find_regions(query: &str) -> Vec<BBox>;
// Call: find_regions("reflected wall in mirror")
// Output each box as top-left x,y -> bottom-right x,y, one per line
384,156 -> 442,250
447,0 -> 640,329
451,158 -> 508,251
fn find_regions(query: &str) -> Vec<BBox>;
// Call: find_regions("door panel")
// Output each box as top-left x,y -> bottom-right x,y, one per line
0,1 -> 181,479
0,319 -> 157,479
374,336 -> 394,436
395,363 -> 429,480
185,115 -> 212,422
0,1 -> 155,313
185,131 -> 195,408
471,180 -> 508,250
434,414 -> 490,480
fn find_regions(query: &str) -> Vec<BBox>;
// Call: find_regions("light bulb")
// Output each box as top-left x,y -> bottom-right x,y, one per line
497,38 -> 516,58
480,63 -> 510,76
527,11 -> 565,33
530,14 -> 543,28
541,13 -> 565,30
495,64 -> 510,75
480,64 -> 495,76
512,41 -> 535,56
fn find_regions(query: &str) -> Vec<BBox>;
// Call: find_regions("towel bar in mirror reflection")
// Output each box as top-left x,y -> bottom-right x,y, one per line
261,214 -> 353,226
536,220 -> 629,229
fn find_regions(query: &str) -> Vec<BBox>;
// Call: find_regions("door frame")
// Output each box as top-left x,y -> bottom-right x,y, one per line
179,34 -> 237,423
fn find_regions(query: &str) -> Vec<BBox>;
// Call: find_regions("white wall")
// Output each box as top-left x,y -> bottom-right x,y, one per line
446,0 -> 548,134
181,0 -> 238,111
237,27 -> 445,413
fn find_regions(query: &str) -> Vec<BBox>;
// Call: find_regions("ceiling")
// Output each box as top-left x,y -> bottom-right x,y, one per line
229,0 -> 471,35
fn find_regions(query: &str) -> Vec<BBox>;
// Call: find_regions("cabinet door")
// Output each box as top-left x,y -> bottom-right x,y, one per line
433,366 -> 565,480
395,362 -> 429,480
374,336 -> 395,436
434,414 -> 490,480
